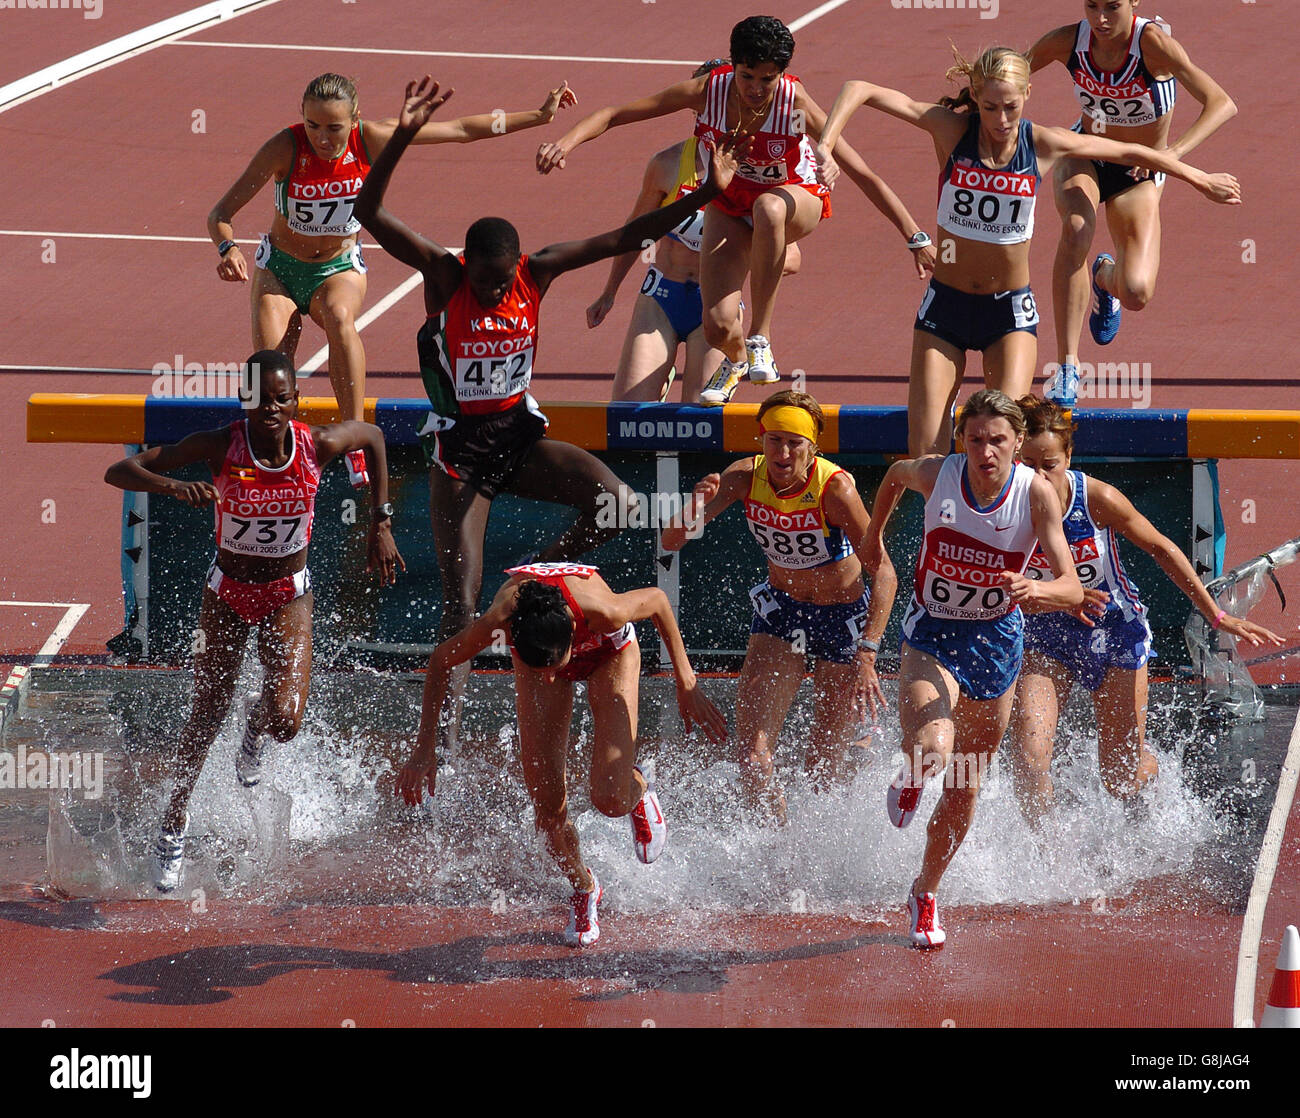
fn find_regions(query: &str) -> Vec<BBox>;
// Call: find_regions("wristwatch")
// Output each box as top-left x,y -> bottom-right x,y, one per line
217,239 -> 237,257
857,637 -> 881,654
372,502 -> 395,522
906,231 -> 932,250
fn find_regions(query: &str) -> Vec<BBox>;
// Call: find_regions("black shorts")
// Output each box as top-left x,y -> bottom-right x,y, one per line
1093,159 -> 1165,205
420,395 -> 548,499
914,278 -> 1039,353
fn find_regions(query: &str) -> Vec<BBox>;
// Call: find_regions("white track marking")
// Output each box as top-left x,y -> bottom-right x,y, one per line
300,272 -> 425,374
0,229 -> 256,245
789,0 -> 853,32
177,41 -> 701,65
0,602 -> 92,732
0,1 -> 281,112
1233,706 -> 1300,1027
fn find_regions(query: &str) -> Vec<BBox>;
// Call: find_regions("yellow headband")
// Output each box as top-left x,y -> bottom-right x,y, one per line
758,405 -> 818,444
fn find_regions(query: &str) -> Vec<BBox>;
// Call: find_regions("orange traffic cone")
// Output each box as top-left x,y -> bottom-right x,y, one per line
1261,924 -> 1300,1028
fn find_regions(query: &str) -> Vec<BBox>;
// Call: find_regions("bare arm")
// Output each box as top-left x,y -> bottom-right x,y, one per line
587,148 -> 672,328
1024,24 -> 1076,74
819,80 -> 966,162
1002,475 -> 1084,611
868,455 -> 944,537
104,429 -> 229,506
208,130 -> 292,283
1142,28 -> 1237,160
312,421 -> 405,585
366,81 -> 577,149
660,458 -> 752,552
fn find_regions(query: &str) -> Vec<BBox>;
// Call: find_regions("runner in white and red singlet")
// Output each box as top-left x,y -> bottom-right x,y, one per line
105,351 -> 403,895
817,45 -> 1239,458
537,16 -> 934,401
397,564 -> 725,948
864,390 -> 1082,948
355,77 -> 749,751
209,73 -> 577,486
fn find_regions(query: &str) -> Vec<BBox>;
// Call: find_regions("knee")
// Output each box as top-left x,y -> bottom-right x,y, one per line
750,193 -> 786,233
702,307 -> 736,349
318,301 -> 356,335
1118,279 -> 1154,312
1059,214 -> 1095,258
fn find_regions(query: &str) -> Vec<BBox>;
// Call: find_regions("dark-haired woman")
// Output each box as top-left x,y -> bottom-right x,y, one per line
209,72 -> 577,485
397,563 -> 726,947
538,15 -> 933,397
662,390 -> 897,821
1009,396 -> 1281,826
356,78 -> 747,752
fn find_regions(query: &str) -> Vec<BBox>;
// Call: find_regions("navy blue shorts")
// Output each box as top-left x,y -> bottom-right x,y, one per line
1024,609 -> 1153,692
914,278 -> 1039,353
748,581 -> 871,665
642,266 -> 703,340
902,601 -> 1023,702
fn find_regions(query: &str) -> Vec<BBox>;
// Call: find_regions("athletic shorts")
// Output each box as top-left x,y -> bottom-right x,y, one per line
255,234 -> 365,315
1069,122 -> 1166,204
207,560 -> 311,625
1023,609 -> 1153,692
711,180 -> 832,222
914,278 -> 1039,353
557,625 -> 637,683
419,395 -> 549,499
641,265 -> 703,339
748,581 -> 871,665
902,600 -> 1023,702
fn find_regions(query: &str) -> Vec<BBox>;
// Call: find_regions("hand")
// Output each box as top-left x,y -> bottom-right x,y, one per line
398,75 -> 454,135
171,480 -> 219,507
1198,171 -> 1241,205
1126,165 -> 1153,184
216,245 -> 247,283
852,650 -> 887,724
999,569 -> 1042,608
1063,587 -> 1110,626
586,290 -> 615,328
540,81 -> 577,121
396,745 -> 437,806
676,679 -> 728,744
536,139 -> 569,174
909,243 -> 936,280
1219,614 -> 1285,648
366,520 -> 406,586
684,472 -> 720,538
814,143 -> 840,188
704,129 -> 753,196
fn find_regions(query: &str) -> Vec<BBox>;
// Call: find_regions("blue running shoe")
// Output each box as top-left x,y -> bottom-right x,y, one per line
1044,362 -> 1080,408
1089,253 -> 1121,345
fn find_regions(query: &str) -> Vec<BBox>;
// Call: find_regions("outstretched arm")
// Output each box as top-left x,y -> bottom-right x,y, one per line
366,81 -> 577,149
660,458 -> 751,552
818,80 -> 965,174
587,149 -> 671,328
104,429 -> 229,505
1142,29 -> 1237,160
1002,476 -> 1084,612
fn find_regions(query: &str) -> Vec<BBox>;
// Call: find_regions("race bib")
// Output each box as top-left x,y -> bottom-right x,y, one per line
1026,537 -> 1102,587
938,164 -> 1037,244
454,348 -> 533,402
220,511 -> 310,558
744,501 -> 834,570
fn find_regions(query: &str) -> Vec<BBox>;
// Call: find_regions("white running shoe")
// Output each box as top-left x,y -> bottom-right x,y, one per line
886,765 -> 923,829
744,335 -> 779,384
235,691 -> 266,789
564,869 -> 602,947
346,448 -> 370,488
698,359 -> 745,407
628,765 -> 667,864
907,890 -> 946,948
154,813 -> 189,894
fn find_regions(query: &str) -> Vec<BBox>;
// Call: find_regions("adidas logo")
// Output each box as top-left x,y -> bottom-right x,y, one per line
342,152 -> 355,164
800,493 -> 816,503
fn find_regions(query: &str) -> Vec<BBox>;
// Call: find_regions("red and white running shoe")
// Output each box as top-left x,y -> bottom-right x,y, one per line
908,891 -> 945,949
628,765 -> 666,864
887,765 -> 923,828
346,449 -> 370,488
565,869 -> 602,948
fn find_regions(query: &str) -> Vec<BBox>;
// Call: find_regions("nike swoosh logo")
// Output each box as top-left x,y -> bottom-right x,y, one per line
994,524 -> 1013,531
993,292 -> 1011,300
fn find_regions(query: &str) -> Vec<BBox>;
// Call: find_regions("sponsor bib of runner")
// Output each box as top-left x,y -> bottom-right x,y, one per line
453,331 -> 535,403
1073,72 -> 1161,128
743,500 -> 837,570
215,421 -> 320,558
937,164 -> 1037,245
1027,537 -> 1104,587
280,124 -> 371,237
918,526 -> 1027,620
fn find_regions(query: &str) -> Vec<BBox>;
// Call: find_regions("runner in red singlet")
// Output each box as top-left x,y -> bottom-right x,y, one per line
105,351 -> 403,895
209,73 -> 577,485
397,564 -> 726,947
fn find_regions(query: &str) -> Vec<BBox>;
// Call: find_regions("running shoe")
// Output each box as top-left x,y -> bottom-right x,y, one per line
744,335 -> 779,384
887,765 -> 923,829
564,869 -> 602,947
1044,362 -> 1080,408
346,448 -> 370,488
154,813 -> 189,894
907,890 -> 946,949
235,691 -> 266,789
628,764 -> 667,864
1089,254 -> 1121,345
698,359 -> 745,407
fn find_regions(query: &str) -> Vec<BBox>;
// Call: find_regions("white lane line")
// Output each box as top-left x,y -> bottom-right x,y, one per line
0,0 -> 282,113
0,602 -> 92,733
301,271 -> 429,375
789,0 -> 853,32
177,41 -> 701,66
1233,705 -> 1300,1027
0,229 -> 256,245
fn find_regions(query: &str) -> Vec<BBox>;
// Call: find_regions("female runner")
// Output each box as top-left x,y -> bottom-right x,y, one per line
104,351 -> 403,892
817,46 -> 1239,456
397,563 -> 726,947
1026,1 -> 1237,403
539,15 -> 933,397
661,391 -> 897,820
354,77 -> 746,748
209,73 -> 577,485
865,390 -> 1082,947
1009,396 -> 1281,826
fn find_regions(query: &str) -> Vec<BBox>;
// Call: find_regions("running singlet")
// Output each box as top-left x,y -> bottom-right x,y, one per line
744,456 -> 855,571
1025,470 -> 1147,623
213,420 -> 321,558
419,256 -> 540,416
1068,16 -> 1176,129
504,563 -> 635,655
907,455 -> 1038,622
693,66 -> 827,211
662,137 -> 706,252
275,123 -> 371,237
936,116 -> 1040,245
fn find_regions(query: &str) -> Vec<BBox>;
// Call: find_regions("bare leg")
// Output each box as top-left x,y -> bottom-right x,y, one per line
734,633 -> 807,821
908,332 -> 965,457
981,328 -> 1038,402
251,269 -> 302,360
585,641 -> 648,818
747,187 -> 822,341
699,208 -> 751,364
1051,160 -> 1101,368
1101,180 -> 1163,313
610,293 -> 679,402
309,270 -> 368,421
806,657 -> 863,788
1092,663 -> 1158,801
1007,650 -> 1074,827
